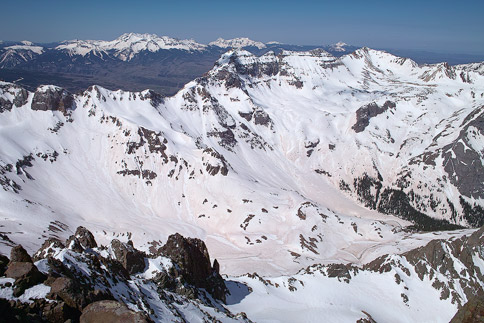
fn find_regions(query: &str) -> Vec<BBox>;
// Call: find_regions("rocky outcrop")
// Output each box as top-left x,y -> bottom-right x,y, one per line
0,227 -> 240,321
365,226 -> 484,307
31,86 -> 74,112
33,237 -> 65,261
110,239 -> 146,275
66,226 -> 98,251
140,89 -> 164,108
442,108 -> 484,206
0,254 -> 8,276
352,101 -> 396,133
0,84 -> 29,113
48,276 -> 88,311
9,245 -> 32,263
450,295 -> 484,323
5,246 -> 46,297
80,300 -> 151,323
159,233 -> 227,302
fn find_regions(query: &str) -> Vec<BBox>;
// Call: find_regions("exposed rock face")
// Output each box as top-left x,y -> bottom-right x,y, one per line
140,89 -> 164,107
450,295 -> 484,323
9,245 -> 33,263
365,226 -> 484,307
5,261 -> 46,297
352,101 -> 396,133
442,108 -> 484,202
33,237 -> 65,261
0,254 -> 8,276
48,276 -> 88,310
66,226 -> 98,251
159,233 -> 227,302
80,300 -> 150,323
110,239 -> 146,274
0,84 -> 29,113
31,86 -> 74,112
0,227 -> 246,322
0,298 -> 75,322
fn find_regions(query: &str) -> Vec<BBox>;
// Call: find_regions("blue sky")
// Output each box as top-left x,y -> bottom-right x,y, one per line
1,0 -> 483,54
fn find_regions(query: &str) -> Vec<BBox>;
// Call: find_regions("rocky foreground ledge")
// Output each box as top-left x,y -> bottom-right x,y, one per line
0,227 -> 250,322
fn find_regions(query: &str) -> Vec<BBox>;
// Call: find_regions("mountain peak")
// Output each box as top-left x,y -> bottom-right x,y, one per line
55,33 -> 207,60
209,37 -> 266,49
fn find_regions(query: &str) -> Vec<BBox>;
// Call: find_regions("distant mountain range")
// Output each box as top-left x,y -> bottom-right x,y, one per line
2,33 -> 481,95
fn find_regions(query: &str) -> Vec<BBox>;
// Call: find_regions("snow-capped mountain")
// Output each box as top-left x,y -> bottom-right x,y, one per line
0,41 -> 44,68
1,46 -> 484,322
56,33 -> 208,61
328,41 -> 350,52
209,37 -> 267,49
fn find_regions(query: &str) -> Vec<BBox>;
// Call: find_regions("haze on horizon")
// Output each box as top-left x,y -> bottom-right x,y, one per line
1,0 -> 483,55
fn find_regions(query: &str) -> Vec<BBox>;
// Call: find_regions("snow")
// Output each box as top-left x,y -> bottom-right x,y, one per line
329,41 -> 349,52
225,263 -> 458,323
55,33 -> 207,60
209,38 -> 267,49
0,46 -> 483,321
18,284 -> 51,302
4,44 -> 44,55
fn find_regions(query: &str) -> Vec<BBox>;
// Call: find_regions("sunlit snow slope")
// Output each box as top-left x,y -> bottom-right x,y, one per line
0,48 -> 483,278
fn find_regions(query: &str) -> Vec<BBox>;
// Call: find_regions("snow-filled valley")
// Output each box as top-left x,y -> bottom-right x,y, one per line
1,47 -> 484,322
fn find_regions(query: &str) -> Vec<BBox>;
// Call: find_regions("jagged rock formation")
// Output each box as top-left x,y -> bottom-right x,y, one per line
158,233 -> 227,302
0,226 -> 246,322
110,239 -> 146,275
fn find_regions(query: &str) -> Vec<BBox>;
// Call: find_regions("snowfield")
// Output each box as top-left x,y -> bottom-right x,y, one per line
1,46 -> 484,322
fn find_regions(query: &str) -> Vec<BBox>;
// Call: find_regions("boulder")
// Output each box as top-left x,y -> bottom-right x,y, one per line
48,276 -> 87,310
5,262 -> 46,297
80,300 -> 150,323
110,239 -> 146,275
66,226 -> 98,252
10,245 -> 33,263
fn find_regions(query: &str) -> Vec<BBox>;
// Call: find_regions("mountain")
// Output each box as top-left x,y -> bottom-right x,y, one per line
55,33 -> 207,61
2,33 -> 481,97
209,38 -> 267,49
1,46 -> 484,321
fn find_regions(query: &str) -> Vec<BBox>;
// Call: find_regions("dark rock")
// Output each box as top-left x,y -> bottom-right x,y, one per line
110,239 -> 146,275
13,88 -> 29,108
48,276 -> 87,310
450,295 -> 484,323
0,298 -> 44,322
0,254 -> 9,276
442,108 -> 484,207
253,108 -> 272,127
33,237 -> 65,261
66,226 -> 98,251
10,245 -> 33,263
159,233 -> 227,302
5,262 -> 46,296
80,300 -> 150,323
42,301 -> 81,323
160,233 -> 212,285
352,100 -> 396,133
0,97 -> 13,113
140,89 -> 164,107
153,271 -> 177,290
31,86 -> 74,112
213,259 -> 220,275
